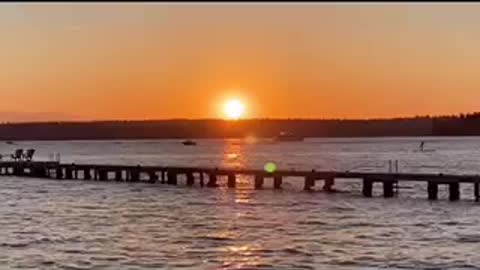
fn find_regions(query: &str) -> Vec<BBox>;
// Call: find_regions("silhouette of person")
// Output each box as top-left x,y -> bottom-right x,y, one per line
420,141 -> 425,151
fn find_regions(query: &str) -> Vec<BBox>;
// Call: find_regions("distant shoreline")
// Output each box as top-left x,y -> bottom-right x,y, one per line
2,135 -> 480,143
0,114 -> 479,140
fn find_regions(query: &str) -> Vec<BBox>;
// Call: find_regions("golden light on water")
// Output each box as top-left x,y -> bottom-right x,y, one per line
227,153 -> 239,160
223,99 -> 245,120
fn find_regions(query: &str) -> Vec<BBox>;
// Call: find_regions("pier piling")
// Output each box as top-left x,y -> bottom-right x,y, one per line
130,169 -> 140,182
273,176 -> 282,189
98,169 -> 107,181
383,181 -> 394,198
84,169 -> 91,180
475,182 -> 479,202
427,181 -> 438,200
65,167 -> 73,179
449,182 -> 460,201
167,171 -> 177,185
199,172 -> 205,187
304,176 -> 315,191
207,173 -> 218,187
160,170 -> 166,184
148,171 -> 158,183
362,178 -> 373,197
56,168 -> 64,179
227,174 -> 236,188
186,172 -> 195,186
254,174 -> 264,189
115,170 -> 123,181
323,177 -> 335,192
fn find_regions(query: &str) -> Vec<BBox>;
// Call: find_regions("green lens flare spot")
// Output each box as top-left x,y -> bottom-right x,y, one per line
264,162 -> 277,173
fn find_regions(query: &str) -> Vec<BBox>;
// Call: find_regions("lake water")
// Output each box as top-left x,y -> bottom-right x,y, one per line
0,137 -> 480,269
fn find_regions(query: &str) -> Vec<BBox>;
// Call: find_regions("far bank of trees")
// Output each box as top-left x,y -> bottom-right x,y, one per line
0,113 -> 479,140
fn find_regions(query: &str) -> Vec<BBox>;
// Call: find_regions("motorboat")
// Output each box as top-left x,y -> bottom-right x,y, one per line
182,140 -> 197,146
274,131 -> 304,142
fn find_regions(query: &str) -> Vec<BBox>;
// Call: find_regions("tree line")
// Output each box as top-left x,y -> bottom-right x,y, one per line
0,113 -> 479,140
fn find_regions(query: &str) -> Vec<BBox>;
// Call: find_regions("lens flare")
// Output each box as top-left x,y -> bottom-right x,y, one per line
264,162 -> 277,173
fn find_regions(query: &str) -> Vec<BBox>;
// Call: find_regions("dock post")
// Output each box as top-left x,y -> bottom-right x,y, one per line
160,170 -> 166,184
130,169 -> 140,182
12,165 -> 20,176
29,167 -> 36,177
362,178 -> 373,197
115,170 -> 122,181
304,176 -> 315,191
199,172 -> 205,187
254,174 -> 264,189
98,169 -> 107,181
148,171 -> 157,183
475,182 -> 479,202
73,165 -> 78,179
273,175 -> 282,189
65,167 -> 73,179
383,181 -> 394,198
28,167 -> 37,177
186,172 -> 195,186
449,182 -> 460,201
207,173 -> 218,187
227,174 -> 236,188
83,169 -> 90,180
42,167 -> 49,178
427,181 -> 438,200
323,177 -> 335,192
56,167 -> 64,179
167,171 -> 177,185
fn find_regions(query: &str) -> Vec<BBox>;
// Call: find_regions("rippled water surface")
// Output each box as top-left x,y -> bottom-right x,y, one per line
1,137 -> 480,269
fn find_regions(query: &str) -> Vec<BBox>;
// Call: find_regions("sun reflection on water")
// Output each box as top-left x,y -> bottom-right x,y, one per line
212,140 -> 268,268
221,140 -> 252,189
221,140 -> 246,169
220,242 -> 266,269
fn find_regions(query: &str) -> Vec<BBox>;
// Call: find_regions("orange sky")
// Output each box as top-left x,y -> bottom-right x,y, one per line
1,3 -> 480,121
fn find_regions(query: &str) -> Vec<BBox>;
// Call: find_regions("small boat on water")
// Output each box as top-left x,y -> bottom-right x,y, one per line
182,140 -> 197,146
274,131 -> 304,142
5,141 -> 14,145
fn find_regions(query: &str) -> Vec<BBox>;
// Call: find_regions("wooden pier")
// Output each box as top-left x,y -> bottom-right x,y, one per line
0,161 -> 479,202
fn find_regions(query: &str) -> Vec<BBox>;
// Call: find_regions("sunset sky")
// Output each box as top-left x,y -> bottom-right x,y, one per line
1,3 -> 480,121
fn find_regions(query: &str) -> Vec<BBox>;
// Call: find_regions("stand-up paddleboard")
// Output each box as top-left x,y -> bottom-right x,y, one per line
414,141 -> 436,152
413,149 -> 436,153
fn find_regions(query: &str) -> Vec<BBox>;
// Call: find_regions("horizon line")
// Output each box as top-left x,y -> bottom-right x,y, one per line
0,112 -> 477,125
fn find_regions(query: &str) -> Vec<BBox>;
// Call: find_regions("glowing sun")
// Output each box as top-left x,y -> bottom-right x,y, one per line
223,99 -> 245,120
